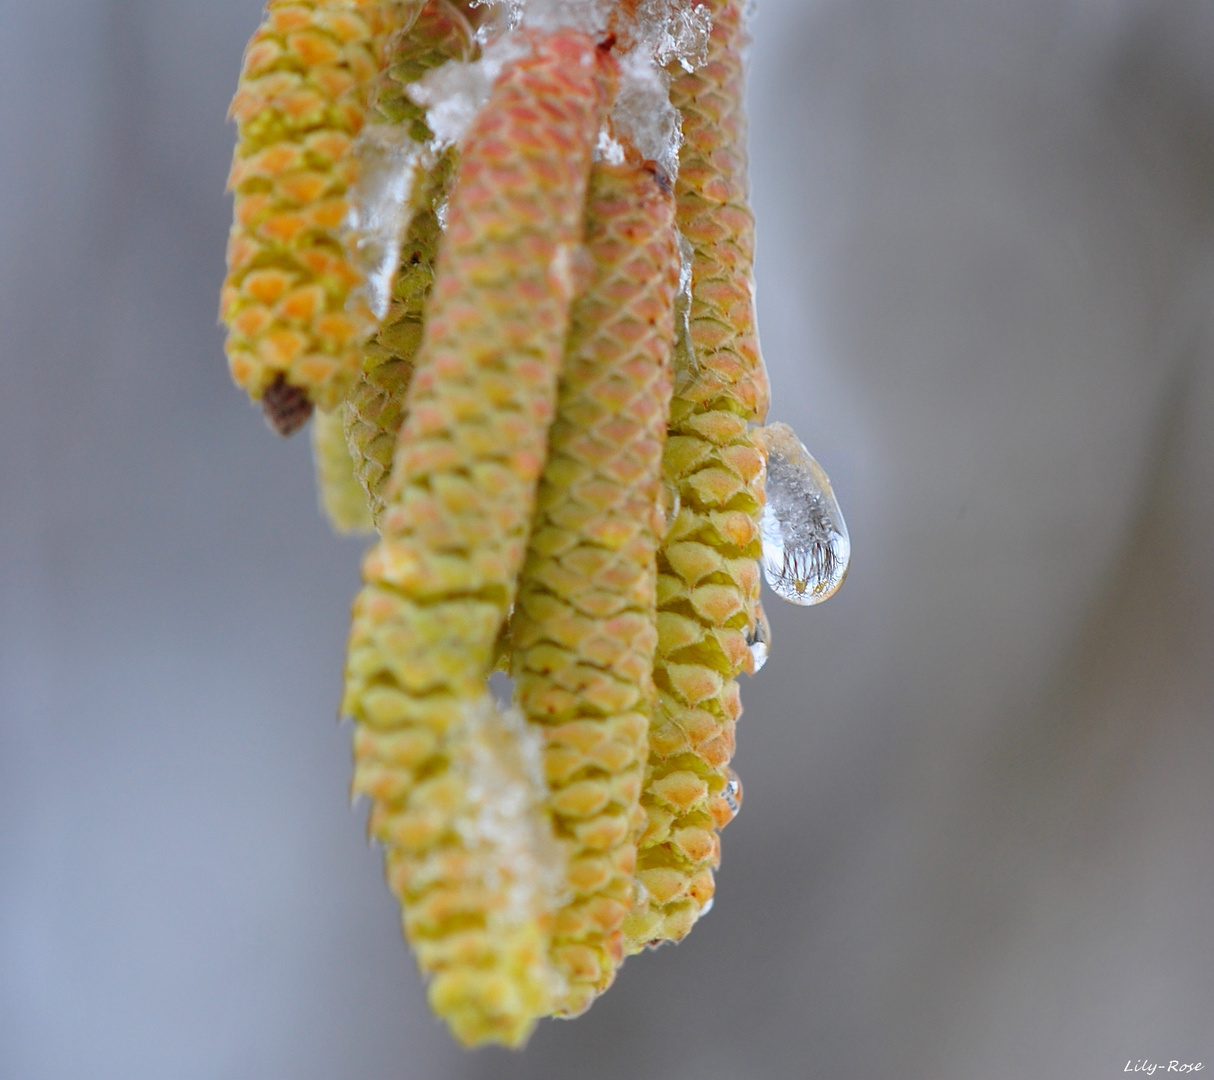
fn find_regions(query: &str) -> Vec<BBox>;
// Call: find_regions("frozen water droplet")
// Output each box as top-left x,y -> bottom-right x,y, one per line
698,897 -> 714,917
746,603 -> 770,673
672,231 -> 697,372
723,768 -> 743,816
659,476 -> 681,537
345,125 -> 426,319
757,422 -> 850,606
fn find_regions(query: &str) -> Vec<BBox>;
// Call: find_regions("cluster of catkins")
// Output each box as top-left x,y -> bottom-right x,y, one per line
222,0 -> 777,1047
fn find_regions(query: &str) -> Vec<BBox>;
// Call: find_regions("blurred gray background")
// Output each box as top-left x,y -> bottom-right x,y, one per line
2,0 -> 1212,1076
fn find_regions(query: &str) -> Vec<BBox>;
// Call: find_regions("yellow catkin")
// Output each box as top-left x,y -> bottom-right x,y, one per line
343,0 -> 478,521
311,406 -> 376,531
221,0 -> 418,412
624,0 -> 769,952
342,30 -> 611,1046
511,159 -> 679,1016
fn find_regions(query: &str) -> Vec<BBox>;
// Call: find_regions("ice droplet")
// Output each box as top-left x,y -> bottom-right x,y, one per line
345,125 -> 426,319
660,476 -> 681,537
746,603 -> 770,673
757,422 -> 850,606
722,768 -> 743,816
672,231 -> 697,372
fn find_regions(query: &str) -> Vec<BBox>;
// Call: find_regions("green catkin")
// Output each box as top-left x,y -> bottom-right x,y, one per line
625,0 -> 769,951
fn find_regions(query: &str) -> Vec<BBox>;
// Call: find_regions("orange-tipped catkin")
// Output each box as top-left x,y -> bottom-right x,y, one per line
342,30 -> 612,1045
221,0 -> 418,412
511,159 -> 679,1016
624,0 -> 768,952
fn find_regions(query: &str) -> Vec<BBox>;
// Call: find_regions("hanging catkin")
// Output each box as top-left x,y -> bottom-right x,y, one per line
342,29 -> 613,1045
344,0 -> 479,521
222,0 -> 420,417
625,0 -> 769,951
511,158 -> 679,1016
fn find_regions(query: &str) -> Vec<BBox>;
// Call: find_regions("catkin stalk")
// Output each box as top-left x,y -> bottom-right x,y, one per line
511,159 -> 679,1016
342,30 -> 612,1046
625,0 -> 768,951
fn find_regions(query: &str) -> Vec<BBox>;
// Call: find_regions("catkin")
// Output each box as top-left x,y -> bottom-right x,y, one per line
625,0 -> 768,952
312,406 -> 375,531
511,159 -> 678,1016
222,0 -> 418,412
343,0 -> 479,521
342,30 -> 611,1045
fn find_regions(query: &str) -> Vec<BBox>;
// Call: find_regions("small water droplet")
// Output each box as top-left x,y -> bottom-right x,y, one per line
659,477 -> 681,537
672,232 -> 697,373
723,769 -> 742,816
746,603 -> 771,673
698,897 -> 715,917
757,422 -> 850,606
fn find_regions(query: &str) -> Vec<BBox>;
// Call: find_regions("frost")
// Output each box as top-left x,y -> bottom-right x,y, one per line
522,0 -> 614,34
611,48 -> 682,180
454,696 -> 569,933
595,127 -> 626,165
407,34 -> 531,148
345,124 -> 427,319
633,0 -> 712,71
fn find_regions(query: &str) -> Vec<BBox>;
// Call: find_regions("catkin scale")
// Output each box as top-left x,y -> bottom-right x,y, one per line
342,30 -> 613,1046
624,0 -> 768,952
222,0 -> 419,413
511,158 -> 678,1016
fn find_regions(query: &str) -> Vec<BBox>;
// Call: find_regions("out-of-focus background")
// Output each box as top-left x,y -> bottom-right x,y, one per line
2,0 -> 1212,1076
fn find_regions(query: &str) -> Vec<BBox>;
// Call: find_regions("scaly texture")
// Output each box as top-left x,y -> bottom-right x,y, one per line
312,406 -> 375,531
345,152 -> 455,522
342,30 -> 610,1046
511,160 -> 678,1016
222,0 -> 416,413
625,0 -> 768,952
343,0 -> 477,521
